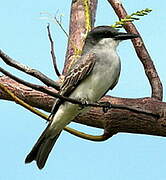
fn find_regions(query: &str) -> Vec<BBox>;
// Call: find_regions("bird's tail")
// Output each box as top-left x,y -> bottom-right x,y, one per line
25,124 -> 61,169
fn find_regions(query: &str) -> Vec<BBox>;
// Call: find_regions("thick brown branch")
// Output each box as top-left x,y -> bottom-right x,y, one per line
1,76 -> 166,138
0,49 -> 60,90
0,76 -> 53,111
63,0 -> 98,74
107,0 -> 163,101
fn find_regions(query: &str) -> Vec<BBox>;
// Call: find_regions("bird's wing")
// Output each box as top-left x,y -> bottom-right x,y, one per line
51,53 -> 96,114
61,53 -> 96,95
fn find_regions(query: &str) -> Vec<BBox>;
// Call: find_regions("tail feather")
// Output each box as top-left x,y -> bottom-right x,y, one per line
25,124 -> 61,169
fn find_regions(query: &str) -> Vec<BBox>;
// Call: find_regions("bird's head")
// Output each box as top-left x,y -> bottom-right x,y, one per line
87,26 -> 139,41
82,26 -> 139,53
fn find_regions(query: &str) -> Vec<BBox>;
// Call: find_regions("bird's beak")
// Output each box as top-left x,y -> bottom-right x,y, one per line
114,32 -> 139,40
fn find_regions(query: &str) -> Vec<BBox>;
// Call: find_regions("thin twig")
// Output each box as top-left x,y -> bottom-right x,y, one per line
47,24 -> 61,77
54,16 -> 69,37
0,49 -> 60,90
64,126 -> 110,141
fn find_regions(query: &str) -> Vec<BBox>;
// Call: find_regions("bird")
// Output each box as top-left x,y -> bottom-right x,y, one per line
25,26 -> 139,169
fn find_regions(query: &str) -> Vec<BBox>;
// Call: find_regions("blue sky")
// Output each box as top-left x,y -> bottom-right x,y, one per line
0,0 -> 166,179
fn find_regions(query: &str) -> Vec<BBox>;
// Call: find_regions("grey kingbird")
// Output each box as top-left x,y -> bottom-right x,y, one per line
25,26 -> 139,169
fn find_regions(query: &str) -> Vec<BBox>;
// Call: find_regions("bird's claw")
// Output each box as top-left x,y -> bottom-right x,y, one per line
98,101 -> 111,113
78,98 -> 89,110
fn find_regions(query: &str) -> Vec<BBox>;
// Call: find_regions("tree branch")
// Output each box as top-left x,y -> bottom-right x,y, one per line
1,77 -> 165,138
0,49 -> 60,90
63,0 -> 98,75
107,0 -> 163,101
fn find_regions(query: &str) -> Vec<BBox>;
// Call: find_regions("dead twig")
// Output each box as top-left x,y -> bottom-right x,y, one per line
47,24 -> 61,77
54,15 -> 69,37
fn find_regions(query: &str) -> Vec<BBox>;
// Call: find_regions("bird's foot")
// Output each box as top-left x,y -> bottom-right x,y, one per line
77,98 -> 111,113
98,101 -> 111,113
78,97 -> 90,110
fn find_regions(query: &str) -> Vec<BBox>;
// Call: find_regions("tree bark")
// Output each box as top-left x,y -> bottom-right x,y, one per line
1,76 -> 166,138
